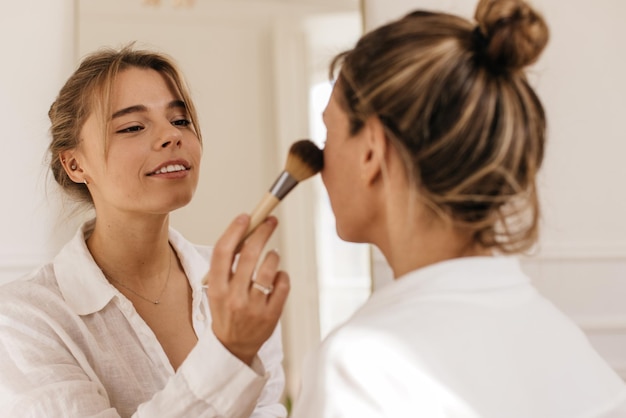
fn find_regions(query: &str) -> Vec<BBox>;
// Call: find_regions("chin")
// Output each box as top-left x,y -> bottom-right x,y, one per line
336,225 -> 367,244
165,192 -> 194,212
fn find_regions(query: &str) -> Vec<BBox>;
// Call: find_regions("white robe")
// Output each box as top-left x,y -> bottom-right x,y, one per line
294,256 -> 626,418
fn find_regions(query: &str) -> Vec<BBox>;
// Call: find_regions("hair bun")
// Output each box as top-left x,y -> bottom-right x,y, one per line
474,0 -> 549,72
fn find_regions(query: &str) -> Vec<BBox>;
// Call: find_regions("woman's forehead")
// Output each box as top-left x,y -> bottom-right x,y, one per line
110,68 -> 180,107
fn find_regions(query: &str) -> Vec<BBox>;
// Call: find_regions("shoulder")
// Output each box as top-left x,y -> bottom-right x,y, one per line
310,308 -> 431,394
296,318 -> 445,417
319,319 -> 409,366
0,264 -> 69,323
0,263 -> 61,303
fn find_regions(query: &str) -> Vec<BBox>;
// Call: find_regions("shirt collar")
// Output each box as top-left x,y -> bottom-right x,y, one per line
54,219 -> 210,316
373,256 -> 529,300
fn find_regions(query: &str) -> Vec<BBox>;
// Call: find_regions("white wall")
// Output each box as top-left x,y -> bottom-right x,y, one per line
0,0 -> 80,284
364,0 -> 626,380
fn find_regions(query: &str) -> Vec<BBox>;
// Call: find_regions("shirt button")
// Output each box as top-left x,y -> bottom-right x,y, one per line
196,313 -> 206,321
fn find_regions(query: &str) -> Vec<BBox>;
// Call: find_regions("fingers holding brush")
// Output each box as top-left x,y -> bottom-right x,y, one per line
202,139 -> 321,365
250,249 -> 289,308
249,249 -> 279,301
204,214 -> 289,365
204,213 -> 250,291
231,216 -> 278,294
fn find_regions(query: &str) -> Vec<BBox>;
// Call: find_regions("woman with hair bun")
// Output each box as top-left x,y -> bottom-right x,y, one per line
292,0 -> 626,416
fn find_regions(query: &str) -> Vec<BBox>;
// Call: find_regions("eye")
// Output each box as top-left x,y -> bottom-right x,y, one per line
116,125 -> 143,134
172,119 -> 191,127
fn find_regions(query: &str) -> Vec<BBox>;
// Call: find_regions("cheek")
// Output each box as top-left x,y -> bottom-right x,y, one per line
190,139 -> 203,163
107,147 -> 143,178
321,155 -> 350,223
321,154 -> 369,242
320,149 -> 339,199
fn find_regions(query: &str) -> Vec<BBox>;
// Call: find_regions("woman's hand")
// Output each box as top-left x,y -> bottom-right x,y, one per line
204,214 -> 290,365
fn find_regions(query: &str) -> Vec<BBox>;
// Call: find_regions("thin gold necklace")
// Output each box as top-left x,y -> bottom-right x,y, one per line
105,249 -> 173,305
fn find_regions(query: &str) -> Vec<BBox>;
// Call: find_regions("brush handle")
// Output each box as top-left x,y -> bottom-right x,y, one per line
201,192 -> 281,286
201,193 -> 282,286
242,192 -> 281,243
242,171 -> 297,243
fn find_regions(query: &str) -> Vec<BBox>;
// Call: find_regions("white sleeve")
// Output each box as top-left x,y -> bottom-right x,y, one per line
0,296 -> 285,417
166,322 -> 287,418
251,322 -> 288,418
141,328 -> 268,418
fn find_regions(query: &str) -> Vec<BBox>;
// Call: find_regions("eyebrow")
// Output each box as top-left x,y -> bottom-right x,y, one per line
111,100 -> 187,120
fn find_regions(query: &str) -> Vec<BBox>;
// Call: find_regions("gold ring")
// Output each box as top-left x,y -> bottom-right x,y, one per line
251,281 -> 274,295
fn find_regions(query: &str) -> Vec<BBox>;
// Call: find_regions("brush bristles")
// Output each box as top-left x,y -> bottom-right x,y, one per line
284,139 -> 324,182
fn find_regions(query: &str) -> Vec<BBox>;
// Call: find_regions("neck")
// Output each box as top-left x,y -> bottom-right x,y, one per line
383,228 -> 490,279
375,195 -> 490,279
363,145 -> 491,279
87,212 -> 172,285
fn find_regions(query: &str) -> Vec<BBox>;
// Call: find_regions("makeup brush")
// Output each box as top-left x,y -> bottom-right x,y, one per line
242,139 -> 324,244
202,140 -> 323,286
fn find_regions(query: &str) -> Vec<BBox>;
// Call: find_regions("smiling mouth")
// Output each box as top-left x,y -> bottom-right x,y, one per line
149,164 -> 189,175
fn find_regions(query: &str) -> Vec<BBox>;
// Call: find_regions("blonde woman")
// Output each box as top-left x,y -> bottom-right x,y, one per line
291,0 -> 626,416
0,47 -> 289,417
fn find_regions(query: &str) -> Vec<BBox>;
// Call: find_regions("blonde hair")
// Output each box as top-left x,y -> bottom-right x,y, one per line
330,0 -> 549,254
48,44 -> 202,206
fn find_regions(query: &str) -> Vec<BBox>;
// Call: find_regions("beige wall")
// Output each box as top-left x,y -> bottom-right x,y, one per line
364,0 -> 626,380
0,0 -> 81,284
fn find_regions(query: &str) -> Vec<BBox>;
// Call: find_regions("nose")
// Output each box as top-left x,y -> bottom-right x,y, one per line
160,138 -> 181,148
156,121 -> 183,149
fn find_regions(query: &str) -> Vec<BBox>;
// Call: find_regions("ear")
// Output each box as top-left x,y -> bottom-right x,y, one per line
59,151 -> 86,184
361,115 -> 388,186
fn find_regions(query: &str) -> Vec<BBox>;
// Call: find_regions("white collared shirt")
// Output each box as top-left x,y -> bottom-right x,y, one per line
293,256 -> 626,418
0,220 -> 287,418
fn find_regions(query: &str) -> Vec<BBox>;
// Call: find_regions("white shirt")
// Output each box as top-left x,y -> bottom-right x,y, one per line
293,256 -> 626,418
0,220 -> 287,418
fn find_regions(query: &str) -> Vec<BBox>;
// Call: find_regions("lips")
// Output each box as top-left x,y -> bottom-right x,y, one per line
148,160 -> 191,176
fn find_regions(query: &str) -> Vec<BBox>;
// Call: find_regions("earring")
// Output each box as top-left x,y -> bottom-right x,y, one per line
83,179 -> 89,185
70,163 -> 77,171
